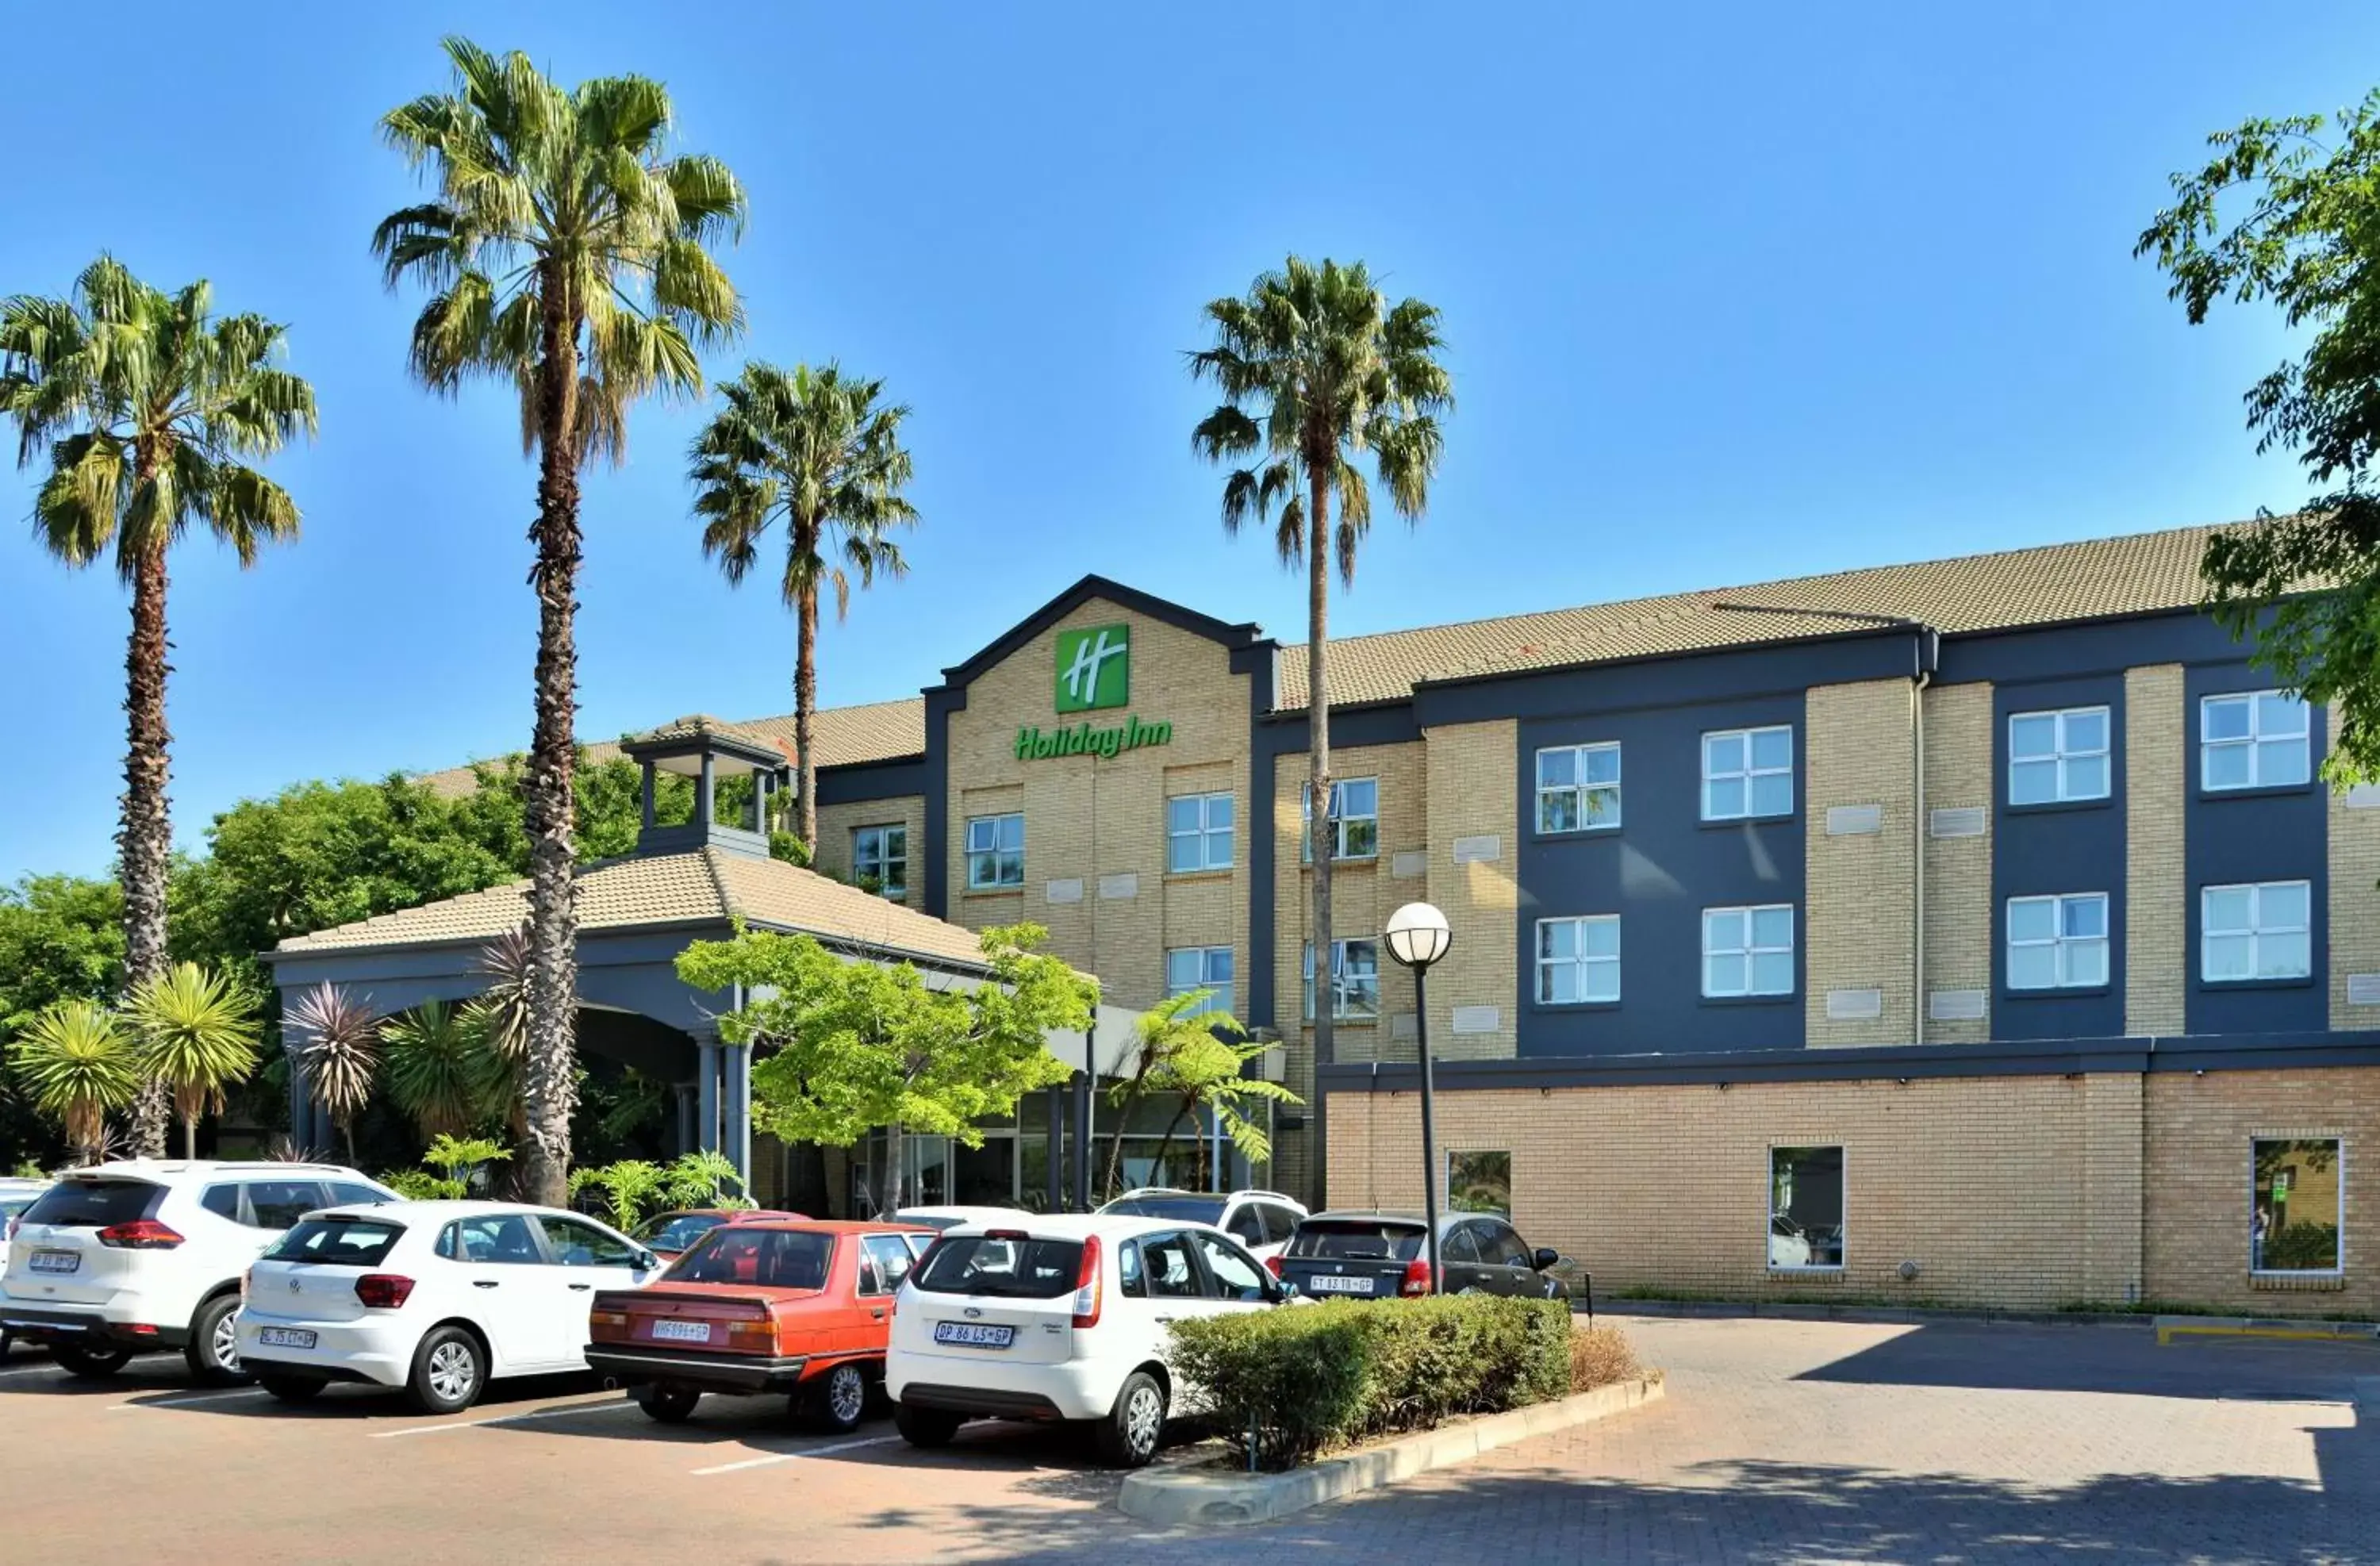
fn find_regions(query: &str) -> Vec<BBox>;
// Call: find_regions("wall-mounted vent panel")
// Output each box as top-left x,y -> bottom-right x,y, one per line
1449,1005 -> 1503,1034
1826,988 -> 1883,1019
1929,807 -> 1987,839
1389,1013 -> 1420,1041
2349,973 -> 2380,1007
1929,988 -> 1988,1021
1825,804 -> 1883,836
1451,835 -> 1502,864
1096,873 -> 1138,900
1043,879 -> 1083,904
1391,850 -> 1428,879
2347,785 -> 2380,810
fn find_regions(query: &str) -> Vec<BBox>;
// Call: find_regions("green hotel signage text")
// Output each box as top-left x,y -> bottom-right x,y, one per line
1019,621 -> 1170,759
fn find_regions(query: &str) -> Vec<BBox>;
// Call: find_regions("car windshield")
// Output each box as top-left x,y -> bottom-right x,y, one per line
635,1212 -> 727,1252
670,1227 -> 832,1289
264,1217 -> 405,1268
1287,1221 -> 1427,1261
895,1213 -> 969,1232
1100,1196 -> 1226,1225
910,1235 -> 1084,1299
19,1179 -> 159,1230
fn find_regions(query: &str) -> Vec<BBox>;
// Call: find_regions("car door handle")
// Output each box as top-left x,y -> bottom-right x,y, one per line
1154,1315 -> 1177,1324
474,1280 -> 500,1289
870,1308 -> 886,1320
568,1283 -> 592,1292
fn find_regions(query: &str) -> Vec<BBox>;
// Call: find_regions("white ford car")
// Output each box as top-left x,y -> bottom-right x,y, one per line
1095,1188 -> 1310,1262
884,1214 -> 1293,1468
236,1200 -> 664,1414
0,1161 -> 399,1383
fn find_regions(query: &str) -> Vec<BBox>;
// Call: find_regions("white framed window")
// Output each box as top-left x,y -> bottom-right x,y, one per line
1536,743 -> 1622,833
1302,938 -> 1380,1021
1536,915 -> 1620,1004
2252,1138 -> 2342,1275
850,823 -> 908,900
2202,690 -> 2311,791
1769,1145 -> 1844,1271
964,812 -> 1024,889
2006,892 -> 2109,990
1166,791 -> 1234,873
1702,727 -> 1793,820
2008,706 -> 2110,804
2202,880 -> 2313,982
1301,777 -> 1379,862
1165,946 -> 1235,1019
1702,904 -> 1795,997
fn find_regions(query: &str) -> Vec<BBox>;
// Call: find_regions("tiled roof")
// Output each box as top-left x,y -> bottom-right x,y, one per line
420,697 -> 927,798
270,846 -> 988,969
1273,523 -> 2240,708
625,714 -> 793,754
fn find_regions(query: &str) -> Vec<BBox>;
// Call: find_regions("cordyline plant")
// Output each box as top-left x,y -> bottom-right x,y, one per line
284,982 -> 382,1162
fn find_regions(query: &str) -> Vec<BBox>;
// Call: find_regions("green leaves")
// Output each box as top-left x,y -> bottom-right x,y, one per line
284,983 -> 383,1153
126,962 -> 263,1154
7,1000 -> 140,1159
382,999 -> 505,1140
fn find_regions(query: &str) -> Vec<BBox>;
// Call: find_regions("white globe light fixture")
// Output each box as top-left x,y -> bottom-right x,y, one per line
1382,900 -> 1453,1295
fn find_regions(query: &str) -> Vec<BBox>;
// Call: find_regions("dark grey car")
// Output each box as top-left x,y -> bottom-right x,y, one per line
1273,1211 -> 1569,1303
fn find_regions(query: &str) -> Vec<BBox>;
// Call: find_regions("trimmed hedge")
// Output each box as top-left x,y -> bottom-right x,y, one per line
1168,1295 -> 1575,1471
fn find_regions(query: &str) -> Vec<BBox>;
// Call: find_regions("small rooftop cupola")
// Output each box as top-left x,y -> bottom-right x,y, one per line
619,716 -> 790,859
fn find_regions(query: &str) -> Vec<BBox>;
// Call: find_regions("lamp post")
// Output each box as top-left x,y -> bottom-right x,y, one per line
1383,901 -> 1453,1295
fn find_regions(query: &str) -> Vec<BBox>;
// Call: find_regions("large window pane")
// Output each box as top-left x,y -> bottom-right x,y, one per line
1769,1146 -> 1844,1269
2253,1138 -> 2341,1272
1446,1150 -> 1512,1215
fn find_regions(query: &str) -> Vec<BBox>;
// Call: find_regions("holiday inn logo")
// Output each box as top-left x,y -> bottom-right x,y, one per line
1055,624 -> 1130,713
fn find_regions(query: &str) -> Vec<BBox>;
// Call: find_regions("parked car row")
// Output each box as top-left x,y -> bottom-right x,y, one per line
1,1165 -> 1576,1470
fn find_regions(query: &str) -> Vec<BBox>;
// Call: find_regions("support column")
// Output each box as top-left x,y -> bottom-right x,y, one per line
724,1043 -> 753,1193
676,1083 -> 696,1157
1073,1073 -> 1093,1211
286,1048 -> 312,1151
1044,1085 -> 1064,1211
697,1038 -> 720,1155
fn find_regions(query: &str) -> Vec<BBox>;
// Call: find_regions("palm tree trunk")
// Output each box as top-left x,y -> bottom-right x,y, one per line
121,472 -> 175,1160
1149,1100 -> 1194,1188
517,272 -> 585,1208
182,1112 -> 197,1161
794,561 -> 820,854
1306,459 -> 1335,1108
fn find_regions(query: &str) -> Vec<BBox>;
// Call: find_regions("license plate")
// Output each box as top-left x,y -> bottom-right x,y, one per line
933,1322 -> 1015,1349
257,1327 -> 317,1349
1309,1274 -> 1374,1294
29,1251 -> 79,1275
651,1319 -> 712,1345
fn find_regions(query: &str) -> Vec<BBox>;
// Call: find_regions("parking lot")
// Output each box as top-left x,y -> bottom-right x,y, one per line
6,1313 -> 2378,1564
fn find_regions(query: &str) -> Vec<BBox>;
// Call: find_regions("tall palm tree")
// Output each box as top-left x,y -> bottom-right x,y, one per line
374,38 -> 747,1203
8,1000 -> 143,1164
1188,257 -> 1450,1080
689,362 -> 916,854
128,963 -> 263,1160
285,982 -> 382,1163
0,256 -> 316,1154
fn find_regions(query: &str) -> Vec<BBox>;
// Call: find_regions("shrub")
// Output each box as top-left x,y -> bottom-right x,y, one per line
1169,1294 -> 1586,1471
1570,1325 -> 1639,1391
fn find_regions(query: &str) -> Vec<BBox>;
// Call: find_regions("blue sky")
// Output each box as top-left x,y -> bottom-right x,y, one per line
0,1 -> 2371,883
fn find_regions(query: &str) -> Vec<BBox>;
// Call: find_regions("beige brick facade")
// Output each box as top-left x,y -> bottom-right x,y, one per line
813,795 -> 925,902
1424,719 -> 1520,1061
1804,680 -> 1917,1045
2126,664 -> 2186,1034
1919,680 -> 1994,1043
2328,704 -> 2380,1030
1269,740 -> 1427,1067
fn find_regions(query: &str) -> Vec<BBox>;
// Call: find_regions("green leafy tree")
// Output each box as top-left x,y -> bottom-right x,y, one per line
569,1158 -> 666,1230
376,37 -> 747,1204
284,983 -> 382,1163
382,1000 -> 502,1140
1,255 -> 316,1153
678,923 -> 1095,1215
689,362 -> 918,854
0,876 -> 125,1169
1190,258 -> 1450,1077
2138,94 -> 2380,779
1103,993 -> 1298,1196
662,1148 -> 749,1208
9,1000 -> 143,1164
127,963 -> 263,1160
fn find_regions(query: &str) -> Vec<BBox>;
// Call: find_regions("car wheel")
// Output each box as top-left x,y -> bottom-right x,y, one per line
637,1384 -> 701,1424
256,1372 -> 328,1404
185,1294 -> 250,1385
406,1326 -> 486,1415
1092,1370 -> 1168,1468
52,1344 -> 132,1379
805,1362 -> 868,1434
894,1399 -> 962,1448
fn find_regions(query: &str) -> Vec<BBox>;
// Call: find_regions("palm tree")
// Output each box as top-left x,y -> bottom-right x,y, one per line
284,983 -> 382,1163
8,1000 -> 142,1164
127,963 -> 263,1160
1189,257 -> 1450,1080
0,257 -> 316,1154
382,1000 -> 502,1142
374,39 -> 747,1203
689,362 -> 917,853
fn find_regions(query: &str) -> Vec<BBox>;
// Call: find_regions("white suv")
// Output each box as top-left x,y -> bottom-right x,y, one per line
885,1214 -> 1292,1467
1095,1188 -> 1309,1262
0,1161 -> 400,1383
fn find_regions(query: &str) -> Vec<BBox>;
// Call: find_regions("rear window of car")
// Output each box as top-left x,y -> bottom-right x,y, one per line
1287,1221 -> 1426,1261
671,1228 -> 832,1290
635,1212 -> 726,1253
910,1235 -> 1084,1299
20,1180 -> 160,1229
264,1218 -> 405,1268
1100,1196 -> 1226,1226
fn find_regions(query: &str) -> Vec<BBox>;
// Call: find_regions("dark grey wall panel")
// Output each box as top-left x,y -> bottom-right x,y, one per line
1991,673 -> 2127,1040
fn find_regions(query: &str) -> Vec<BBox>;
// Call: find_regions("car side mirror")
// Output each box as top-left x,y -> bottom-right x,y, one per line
1532,1248 -> 1560,1272
634,1248 -> 661,1272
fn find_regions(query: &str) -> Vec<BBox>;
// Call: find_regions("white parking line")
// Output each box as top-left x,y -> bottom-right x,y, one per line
109,1388 -> 274,1411
369,1397 -> 643,1438
0,1363 -> 63,1379
690,1434 -> 904,1476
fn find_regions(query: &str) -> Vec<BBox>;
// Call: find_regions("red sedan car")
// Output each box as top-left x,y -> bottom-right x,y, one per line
587,1219 -> 937,1432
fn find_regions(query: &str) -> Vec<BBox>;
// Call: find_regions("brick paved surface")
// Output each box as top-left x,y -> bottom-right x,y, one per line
4,1313 -> 2375,1563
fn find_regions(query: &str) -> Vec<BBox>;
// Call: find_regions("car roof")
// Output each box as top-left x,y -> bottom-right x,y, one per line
942,1213 -> 1210,1242
306,1199 -> 582,1222
647,1207 -> 800,1221
1301,1209 -> 1492,1230
720,1218 -> 937,1235
56,1160 -> 367,1180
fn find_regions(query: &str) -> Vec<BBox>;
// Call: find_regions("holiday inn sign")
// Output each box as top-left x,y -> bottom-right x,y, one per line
1016,622 -> 1173,759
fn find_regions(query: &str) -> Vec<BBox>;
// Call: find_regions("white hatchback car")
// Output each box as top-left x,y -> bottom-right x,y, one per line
236,1200 -> 664,1414
884,1214 -> 1293,1467
1095,1188 -> 1310,1263
0,1161 -> 399,1383
892,1204 -> 1035,1233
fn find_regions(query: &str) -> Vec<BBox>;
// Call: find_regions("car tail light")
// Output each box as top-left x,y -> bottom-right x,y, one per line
240,1269 -> 252,1300
4,1215 -> 18,1244
97,1219 -> 184,1250
589,1309 -> 629,1330
1070,1234 -> 1104,1329
122,1323 -> 158,1337
354,1274 -> 415,1309
984,1229 -> 1030,1241
1399,1258 -> 1434,1297
1263,1255 -> 1284,1279
726,1318 -> 779,1353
